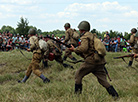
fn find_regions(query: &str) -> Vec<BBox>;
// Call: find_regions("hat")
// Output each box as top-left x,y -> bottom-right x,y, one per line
21,35 -> 24,37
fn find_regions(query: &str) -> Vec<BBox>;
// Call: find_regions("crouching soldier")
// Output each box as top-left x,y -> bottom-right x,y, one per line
69,21 -> 119,98
18,28 -> 50,83
43,36 -> 73,69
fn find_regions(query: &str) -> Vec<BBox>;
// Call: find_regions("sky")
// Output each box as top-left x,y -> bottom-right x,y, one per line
0,0 -> 138,33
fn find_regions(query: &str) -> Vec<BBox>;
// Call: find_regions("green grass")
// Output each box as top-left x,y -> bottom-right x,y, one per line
0,50 -> 138,102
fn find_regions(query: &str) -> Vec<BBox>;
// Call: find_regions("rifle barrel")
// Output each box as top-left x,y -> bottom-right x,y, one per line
47,36 -> 71,48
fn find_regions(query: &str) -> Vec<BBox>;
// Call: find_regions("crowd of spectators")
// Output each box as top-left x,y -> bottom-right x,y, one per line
0,32 -> 30,51
101,32 -> 131,52
0,32 -> 66,52
0,31 -> 131,53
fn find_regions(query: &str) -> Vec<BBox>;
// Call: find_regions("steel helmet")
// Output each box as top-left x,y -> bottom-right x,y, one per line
131,28 -> 137,33
64,23 -> 70,28
28,28 -> 36,35
78,21 -> 90,31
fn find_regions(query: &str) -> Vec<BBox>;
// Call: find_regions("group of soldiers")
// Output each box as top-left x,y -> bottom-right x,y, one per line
18,20 -> 138,99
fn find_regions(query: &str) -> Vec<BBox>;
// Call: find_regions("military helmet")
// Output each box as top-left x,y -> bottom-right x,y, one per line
131,28 -> 137,33
64,23 -> 70,28
135,31 -> 138,37
28,28 -> 36,35
78,21 -> 90,31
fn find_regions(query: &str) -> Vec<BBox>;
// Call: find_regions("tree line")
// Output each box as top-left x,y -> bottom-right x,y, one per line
0,17 -> 132,39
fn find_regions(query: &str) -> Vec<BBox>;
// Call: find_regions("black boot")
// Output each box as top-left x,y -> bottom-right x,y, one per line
63,63 -> 74,69
71,57 -> 77,61
40,74 -> 50,83
128,61 -> 133,67
63,56 -> 67,61
43,60 -> 48,68
18,75 -> 29,83
75,84 -> 82,94
106,86 -> 119,98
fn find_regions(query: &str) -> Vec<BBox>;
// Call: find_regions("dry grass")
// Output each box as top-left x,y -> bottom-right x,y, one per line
0,50 -> 138,102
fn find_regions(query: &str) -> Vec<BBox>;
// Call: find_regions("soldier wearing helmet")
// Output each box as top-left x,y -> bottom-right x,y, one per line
69,21 -> 119,98
128,28 -> 138,67
63,23 -> 78,61
18,28 -> 50,83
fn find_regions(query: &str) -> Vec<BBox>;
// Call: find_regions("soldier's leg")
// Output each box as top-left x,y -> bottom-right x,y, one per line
18,63 -> 32,83
128,57 -> 134,67
75,63 -> 93,94
32,63 -> 50,83
93,65 -> 119,98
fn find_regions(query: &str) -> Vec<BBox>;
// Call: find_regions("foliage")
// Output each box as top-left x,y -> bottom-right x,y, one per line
16,17 -> 30,36
0,25 -> 16,34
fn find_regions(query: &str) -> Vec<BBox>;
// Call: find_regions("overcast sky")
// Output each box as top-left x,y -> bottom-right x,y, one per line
0,0 -> 138,33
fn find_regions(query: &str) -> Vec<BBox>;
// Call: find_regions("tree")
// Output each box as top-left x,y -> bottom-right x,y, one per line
1,25 -> 16,34
16,17 -> 29,36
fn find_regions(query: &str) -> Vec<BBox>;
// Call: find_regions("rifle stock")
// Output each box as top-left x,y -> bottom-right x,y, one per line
46,36 -> 71,48
113,54 -> 135,59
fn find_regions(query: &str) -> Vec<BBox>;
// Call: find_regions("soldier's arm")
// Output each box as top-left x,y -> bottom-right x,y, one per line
129,35 -> 134,44
29,37 -> 35,51
74,38 -> 88,53
64,31 -> 70,43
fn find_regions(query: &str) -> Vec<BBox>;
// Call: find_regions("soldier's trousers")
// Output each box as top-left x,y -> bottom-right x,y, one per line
26,53 -> 43,77
75,62 -> 111,88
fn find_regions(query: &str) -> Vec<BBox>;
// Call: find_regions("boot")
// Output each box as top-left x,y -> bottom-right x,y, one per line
128,61 -> 133,67
40,74 -> 50,83
71,57 -> 77,61
106,86 -> 119,98
18,75 -> 29,83
63,63 -> 74,69
43,60 -> 48,68
63,56 -> 67,61
75,84 -> 82,94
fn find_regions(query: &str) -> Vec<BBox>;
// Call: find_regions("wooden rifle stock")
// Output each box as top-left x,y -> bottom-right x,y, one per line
46,36 -> 71,48
113,54 -> 135,59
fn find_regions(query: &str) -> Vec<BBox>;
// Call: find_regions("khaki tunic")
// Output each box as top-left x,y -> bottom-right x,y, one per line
45,40 -> 63,63
129,34 -> 138,61
64,28 -> 78,58
74,32 -> 110,88
26,36 -> 43,77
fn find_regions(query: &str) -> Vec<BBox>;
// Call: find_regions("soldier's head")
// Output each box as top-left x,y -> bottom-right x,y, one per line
64,23 -> 70,30
131,28 -> 137,34
78,21 -> 90,34
28,28 -> 36,36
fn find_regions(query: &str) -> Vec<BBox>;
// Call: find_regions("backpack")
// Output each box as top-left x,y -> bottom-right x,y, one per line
93,36 -> 106,57
38,39 -> 47,52
73,30 -> 80,40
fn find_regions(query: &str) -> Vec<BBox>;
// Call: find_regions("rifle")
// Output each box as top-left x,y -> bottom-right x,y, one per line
46,36 -> 71,48
113,54 -> 135,64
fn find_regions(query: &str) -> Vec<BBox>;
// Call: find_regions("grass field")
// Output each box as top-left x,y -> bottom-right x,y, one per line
0,50 -> 138,102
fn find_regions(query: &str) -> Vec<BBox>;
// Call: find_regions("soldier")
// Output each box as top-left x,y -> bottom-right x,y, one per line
63,23 -> 78,61
68,21 -> 119,98
18,28 -> 50,83
128,28 -> 138,67
43,36 -> 73,68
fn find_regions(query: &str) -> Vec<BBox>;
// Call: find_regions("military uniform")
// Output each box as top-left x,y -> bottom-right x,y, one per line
128,28 -> 138,66
70,21 -> 118,98
19,29 -> 50,83
74,32 -> 110,88
63,24 -> 78,61
45,39 -> 63,63
26,36 -> 43,77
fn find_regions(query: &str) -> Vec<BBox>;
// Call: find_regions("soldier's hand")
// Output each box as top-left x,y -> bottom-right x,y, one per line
134,54 -> 137,58
27,49 -> 31,52
68,44 -> 74,51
